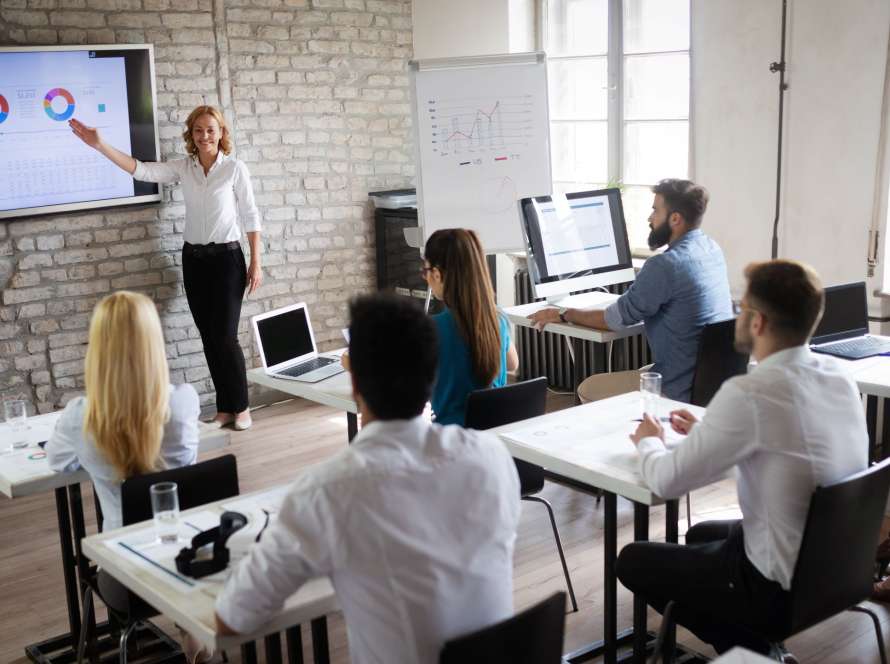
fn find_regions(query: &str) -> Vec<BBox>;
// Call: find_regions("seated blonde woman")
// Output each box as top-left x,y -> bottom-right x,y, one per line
46,290 -> 200,531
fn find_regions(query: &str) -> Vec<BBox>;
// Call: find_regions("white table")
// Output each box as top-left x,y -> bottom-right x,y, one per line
81,485 -> 337,664
247,350 -> 359,441
0,412 -> 230,663
491,390 -> 707,664
823,348 -> 890,462
503,292 -> 647,395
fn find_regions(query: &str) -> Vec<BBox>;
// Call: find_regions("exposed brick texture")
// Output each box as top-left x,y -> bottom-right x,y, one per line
0,0 -> 414,413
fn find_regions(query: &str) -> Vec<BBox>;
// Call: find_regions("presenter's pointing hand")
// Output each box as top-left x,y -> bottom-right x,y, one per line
69,119 -> 101,149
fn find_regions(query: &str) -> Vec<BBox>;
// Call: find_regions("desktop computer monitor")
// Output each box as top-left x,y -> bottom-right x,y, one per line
519,188 -> 635,301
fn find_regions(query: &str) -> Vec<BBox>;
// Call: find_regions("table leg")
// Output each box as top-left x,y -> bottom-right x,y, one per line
241,641 -> 258,664
347,412 -> 358,442
311,616 -> 330,664
665,499 -> 679,544
55,486 -> 82,642
882,398 -> 890,461
633,503 -> 650,663
573,337 -> 585,404
604,491 -> 618,664
265,633 -> 283,664
286,625 -> 304,664
867,395 -> 878,463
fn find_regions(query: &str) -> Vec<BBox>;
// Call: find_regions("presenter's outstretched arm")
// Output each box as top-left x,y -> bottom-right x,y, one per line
69,119 -> 137,175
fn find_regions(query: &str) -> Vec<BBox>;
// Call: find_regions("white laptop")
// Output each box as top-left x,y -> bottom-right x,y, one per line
251,303 -> 345,383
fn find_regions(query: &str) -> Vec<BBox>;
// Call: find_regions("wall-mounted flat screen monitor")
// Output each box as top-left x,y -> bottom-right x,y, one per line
519,188 -> 635,300
0,44 -> 161,220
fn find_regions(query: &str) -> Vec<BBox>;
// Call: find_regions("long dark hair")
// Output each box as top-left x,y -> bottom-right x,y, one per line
424,229 -> 501,385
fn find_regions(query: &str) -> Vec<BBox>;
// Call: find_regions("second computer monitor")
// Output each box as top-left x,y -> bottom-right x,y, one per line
519,188 -> 635,301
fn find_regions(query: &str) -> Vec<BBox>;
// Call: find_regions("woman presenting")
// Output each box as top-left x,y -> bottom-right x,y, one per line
70,106 -> 261,431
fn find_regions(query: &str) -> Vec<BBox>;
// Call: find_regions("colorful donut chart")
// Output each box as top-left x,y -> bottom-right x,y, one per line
44,87 -> 75,121
0,94 -> 8,124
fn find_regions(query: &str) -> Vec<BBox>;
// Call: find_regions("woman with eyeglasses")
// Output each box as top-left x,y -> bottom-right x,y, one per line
421,228 -> 519,425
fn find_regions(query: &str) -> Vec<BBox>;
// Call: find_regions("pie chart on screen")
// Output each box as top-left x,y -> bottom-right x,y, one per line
44,87 -> 75,121
0,94 -> 8,124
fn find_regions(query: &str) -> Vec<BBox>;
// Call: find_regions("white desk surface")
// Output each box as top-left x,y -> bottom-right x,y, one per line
247,349 -> 357,414
0,412 -> 230,499
503,291 -> 645,343
711,647 -> 775,663
81,484 -> 337,652
838,349 -> 890,399
491,390 -> 705,506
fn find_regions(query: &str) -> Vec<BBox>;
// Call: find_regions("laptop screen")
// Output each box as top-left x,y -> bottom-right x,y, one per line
256,307 -> 315,367
810,282 -> 869,345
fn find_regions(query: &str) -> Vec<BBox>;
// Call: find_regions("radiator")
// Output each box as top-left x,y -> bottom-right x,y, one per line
514,269 -> 651,390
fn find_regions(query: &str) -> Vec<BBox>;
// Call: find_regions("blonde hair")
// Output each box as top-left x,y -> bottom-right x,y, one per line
84,291 -> 170,480
182,105 -> 232,157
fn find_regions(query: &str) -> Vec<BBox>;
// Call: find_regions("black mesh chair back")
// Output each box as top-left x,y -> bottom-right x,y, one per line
690,318 -> 749,407
439,592 -> 566,664
121,454 -> 240,526
465,377 -> 548,495
784,457 -> 890,637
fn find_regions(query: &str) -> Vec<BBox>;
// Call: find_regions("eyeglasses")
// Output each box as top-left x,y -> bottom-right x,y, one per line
420,265 -> 434,278
732,301 -> 759,316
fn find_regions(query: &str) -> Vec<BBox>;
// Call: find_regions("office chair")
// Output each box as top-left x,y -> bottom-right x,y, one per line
685,318 -> 749,526
648,458 -> 890,664
439,592 -> 566,664
77,454 -> 240,664
465,377 -> 578,613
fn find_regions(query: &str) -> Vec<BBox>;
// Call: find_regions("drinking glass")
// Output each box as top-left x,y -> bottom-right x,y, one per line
150,482 -> 180,544
640,372 -> 662,419
4,400 -> 28,450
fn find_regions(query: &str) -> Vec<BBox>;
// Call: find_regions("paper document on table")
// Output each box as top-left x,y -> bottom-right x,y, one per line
104,510 -> 230,592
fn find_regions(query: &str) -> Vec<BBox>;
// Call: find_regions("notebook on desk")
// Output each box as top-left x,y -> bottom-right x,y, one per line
810,282 -> 890,360
251,303 -> 344,383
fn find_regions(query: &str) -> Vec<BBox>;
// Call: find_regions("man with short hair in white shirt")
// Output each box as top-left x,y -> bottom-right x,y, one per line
619,259 -> 868,658
214,294 -> 521,663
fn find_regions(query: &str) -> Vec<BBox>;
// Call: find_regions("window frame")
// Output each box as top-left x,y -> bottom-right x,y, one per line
536,0 -> 694,248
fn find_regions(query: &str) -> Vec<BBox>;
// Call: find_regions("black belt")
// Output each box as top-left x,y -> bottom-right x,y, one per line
183,241 -> 240,257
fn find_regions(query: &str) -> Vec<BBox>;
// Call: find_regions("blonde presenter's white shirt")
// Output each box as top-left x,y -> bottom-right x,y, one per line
635,346 -> 867,590
132,152 -> 261,244
216,417 -> 521,664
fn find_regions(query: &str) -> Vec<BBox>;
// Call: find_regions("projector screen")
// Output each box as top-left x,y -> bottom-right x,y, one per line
0,44 -> 161,220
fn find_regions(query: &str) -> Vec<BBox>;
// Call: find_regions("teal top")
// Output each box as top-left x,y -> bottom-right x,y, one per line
431,308 -> 511,426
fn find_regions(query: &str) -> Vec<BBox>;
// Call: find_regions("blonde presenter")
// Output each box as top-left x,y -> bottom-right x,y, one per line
70,106 -> 261,431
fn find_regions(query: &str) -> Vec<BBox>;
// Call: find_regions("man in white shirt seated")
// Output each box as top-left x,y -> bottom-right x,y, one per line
214,294 -> 522,664
619,259 -> 868,658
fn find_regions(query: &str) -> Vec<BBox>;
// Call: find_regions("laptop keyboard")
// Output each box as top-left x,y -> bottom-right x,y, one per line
814,336 -> 890,359
277,356 -> 336,377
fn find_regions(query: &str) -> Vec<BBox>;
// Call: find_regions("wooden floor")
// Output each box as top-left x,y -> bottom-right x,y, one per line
2,393 -> 889,663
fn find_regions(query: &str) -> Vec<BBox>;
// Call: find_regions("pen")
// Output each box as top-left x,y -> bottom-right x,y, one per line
632,416 -> 672,422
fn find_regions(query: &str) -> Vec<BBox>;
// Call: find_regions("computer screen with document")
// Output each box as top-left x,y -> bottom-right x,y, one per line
519,188 -> 634,300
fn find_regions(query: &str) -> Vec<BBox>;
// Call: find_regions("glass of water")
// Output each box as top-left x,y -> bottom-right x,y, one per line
4,400 -> 29,450
150,482 -> 180,544
640,372 -> 662,419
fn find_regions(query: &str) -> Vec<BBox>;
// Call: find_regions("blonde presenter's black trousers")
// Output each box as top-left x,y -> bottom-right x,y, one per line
182,241 -> 248,415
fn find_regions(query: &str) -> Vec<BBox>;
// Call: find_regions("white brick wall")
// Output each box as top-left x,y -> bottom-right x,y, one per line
0,0 -> 414,413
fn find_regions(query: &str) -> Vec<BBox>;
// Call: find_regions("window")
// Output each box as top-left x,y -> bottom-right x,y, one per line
542,0 -> 690,249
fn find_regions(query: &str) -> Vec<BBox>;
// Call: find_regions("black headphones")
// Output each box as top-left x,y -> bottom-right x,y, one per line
175,511 -> 248,579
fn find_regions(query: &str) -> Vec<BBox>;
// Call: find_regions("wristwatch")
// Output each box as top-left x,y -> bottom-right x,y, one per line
558,309 -> 568,323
